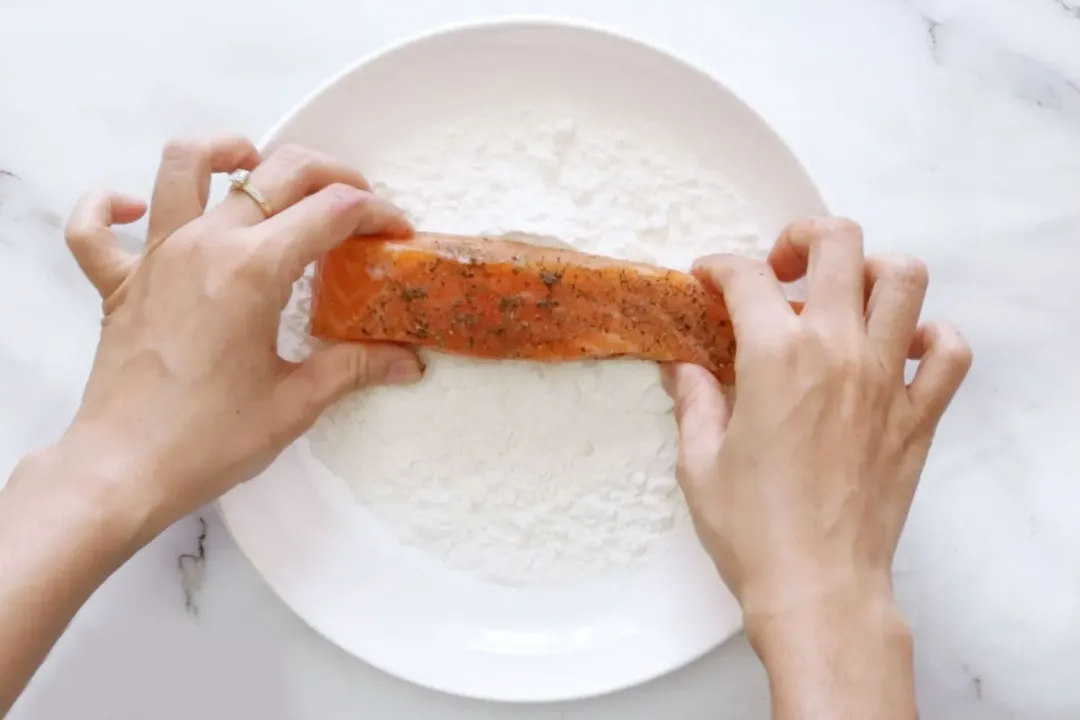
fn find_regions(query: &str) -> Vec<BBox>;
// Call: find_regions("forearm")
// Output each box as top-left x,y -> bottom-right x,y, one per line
0,441 -> 154,713
747,583 -> 917,720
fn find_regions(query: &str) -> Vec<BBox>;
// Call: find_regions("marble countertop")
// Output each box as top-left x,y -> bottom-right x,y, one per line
1,0 -> 1079,717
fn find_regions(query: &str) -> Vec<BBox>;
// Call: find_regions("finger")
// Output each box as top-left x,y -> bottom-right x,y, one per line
692,254 -> 794,341
865,255 -> 929,373
147,136 -> 259,246
211,144 -> 371,227
65,191 -> 147,298
660,363 -> 731,497
907,321 -> 972,424
253,184 -> 411,281
274,343 -> 423,436
768,217 -> 865,319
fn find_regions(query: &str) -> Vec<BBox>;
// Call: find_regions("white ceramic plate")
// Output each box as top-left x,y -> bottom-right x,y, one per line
218,19 -> 827,702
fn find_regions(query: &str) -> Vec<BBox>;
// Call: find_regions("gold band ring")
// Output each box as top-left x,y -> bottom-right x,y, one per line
227,170 -> 272,218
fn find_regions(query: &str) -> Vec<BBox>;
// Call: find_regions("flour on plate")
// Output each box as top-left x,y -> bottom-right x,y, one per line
282,103 -> 763,587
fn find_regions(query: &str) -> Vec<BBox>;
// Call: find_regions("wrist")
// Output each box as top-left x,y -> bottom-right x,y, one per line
746,578 -> 910,662
743,575 -> 917,718
13,432 -> 163,559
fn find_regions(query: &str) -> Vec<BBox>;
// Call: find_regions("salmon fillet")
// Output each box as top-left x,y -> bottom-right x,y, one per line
310,232 -> 789,382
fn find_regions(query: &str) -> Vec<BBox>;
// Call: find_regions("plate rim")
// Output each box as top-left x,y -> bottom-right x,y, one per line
255,15 -> 830,209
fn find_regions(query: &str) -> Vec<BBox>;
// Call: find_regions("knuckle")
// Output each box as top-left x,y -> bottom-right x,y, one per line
748,320 -> 802,360
674,455 -> 692,486
877,254 -> 929,289
729,255 -> 768,275
748,336 -> 786,362
817,216 -> 864,239
275,142 -> 307,161
835,350 -> 866,379
208,135 -> 258,165
222,256 -> 282,304
788,216 -> 864,244
673,390 -> 704,426
950,346 -> 974,374
785,323 -> 814,349
323,182 -> 367,205
282,148 -> 324,187
216,133 -> 253,151
240,234 -> 282,278
64,193 -> 106,247
699,255 -> 771,292
343,348 -> 371,391
934,321 -> 973,370
810,324 -> 865,371
249,252 -> 280,284
797,322 -> 830,349
64,226 -> 92,253
274,143 -> 315,173
64,224 -> 91,248
691,255 -> 724,278
161,137 -> 203,163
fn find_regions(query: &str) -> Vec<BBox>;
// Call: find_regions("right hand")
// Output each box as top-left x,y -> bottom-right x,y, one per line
662,218 -> 972,620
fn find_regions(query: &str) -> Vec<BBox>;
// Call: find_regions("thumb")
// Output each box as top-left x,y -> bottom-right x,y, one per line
660,363 -> 731,495
276,342 -> 423,433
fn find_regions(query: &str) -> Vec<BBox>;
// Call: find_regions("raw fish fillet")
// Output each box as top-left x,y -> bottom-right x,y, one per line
310,232 -> 797,382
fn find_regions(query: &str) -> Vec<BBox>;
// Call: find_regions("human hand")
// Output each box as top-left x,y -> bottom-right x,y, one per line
663,218 -> 972,619
55,137 -> 422,533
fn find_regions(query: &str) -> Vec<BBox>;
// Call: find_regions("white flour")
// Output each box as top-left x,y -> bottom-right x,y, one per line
284,103 -> 762,587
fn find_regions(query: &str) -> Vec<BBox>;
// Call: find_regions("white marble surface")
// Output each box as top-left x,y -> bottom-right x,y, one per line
1,0 -> 1079,717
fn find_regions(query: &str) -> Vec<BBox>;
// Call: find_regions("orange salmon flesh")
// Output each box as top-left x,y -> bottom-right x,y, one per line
309,232 -> 797,383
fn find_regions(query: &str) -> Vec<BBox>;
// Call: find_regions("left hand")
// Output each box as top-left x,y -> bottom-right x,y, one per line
55,137 -> 423,532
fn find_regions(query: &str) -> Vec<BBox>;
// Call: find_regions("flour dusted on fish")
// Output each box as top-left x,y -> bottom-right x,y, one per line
283,102 -> 762,587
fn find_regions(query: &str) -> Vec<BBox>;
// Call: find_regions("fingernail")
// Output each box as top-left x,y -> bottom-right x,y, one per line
386,357 -> 423,385
328,183 -> 367,208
